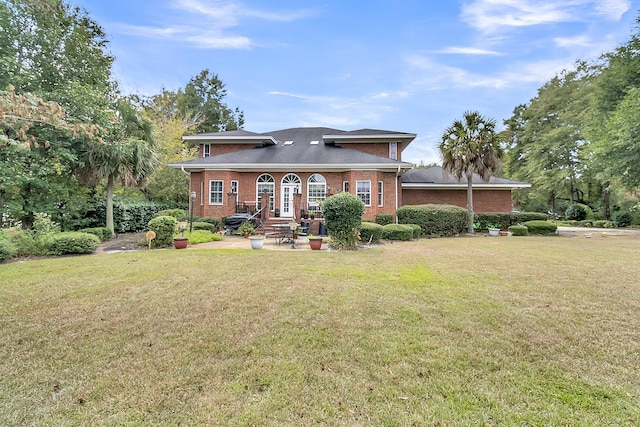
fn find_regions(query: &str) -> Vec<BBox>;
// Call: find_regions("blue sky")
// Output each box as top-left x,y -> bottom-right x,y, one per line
74,0 -> 638,165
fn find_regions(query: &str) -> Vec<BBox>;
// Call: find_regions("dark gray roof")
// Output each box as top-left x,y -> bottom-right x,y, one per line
402,166 -> 530,188
172,127 -> 415,171
193,130 -> 264,137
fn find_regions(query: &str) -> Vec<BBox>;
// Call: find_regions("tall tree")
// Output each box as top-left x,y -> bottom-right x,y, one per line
0,0 -> 115,227
175,69 -> 244,134
78,100 -> 158,233
589,15 -> 640,197
440,111 -> 502,233
502,66 -> 595,213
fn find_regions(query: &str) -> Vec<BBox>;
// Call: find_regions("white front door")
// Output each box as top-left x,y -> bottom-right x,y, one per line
281,184 -> 296,217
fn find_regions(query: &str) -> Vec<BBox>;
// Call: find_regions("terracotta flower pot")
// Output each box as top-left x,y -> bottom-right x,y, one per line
173,237 -> 188,249
309,237 -> 323,250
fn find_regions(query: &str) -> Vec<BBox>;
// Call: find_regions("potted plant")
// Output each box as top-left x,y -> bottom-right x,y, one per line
238,221 -> 255,237
486,222 -> 500,236
174,221 -> 189,248
248,235 -> 264,249
308,235 -> 323,250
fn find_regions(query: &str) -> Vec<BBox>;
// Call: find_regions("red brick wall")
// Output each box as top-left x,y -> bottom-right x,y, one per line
340,143 -> 389,158
402,189 -> 512,213
190,170 -> 402,220
200,144 -> 255,157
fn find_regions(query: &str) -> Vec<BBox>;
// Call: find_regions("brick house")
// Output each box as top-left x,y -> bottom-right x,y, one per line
170,127 -> 529,222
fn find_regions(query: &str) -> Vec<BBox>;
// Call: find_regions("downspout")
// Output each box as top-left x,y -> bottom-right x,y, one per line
395,165 -> 401,224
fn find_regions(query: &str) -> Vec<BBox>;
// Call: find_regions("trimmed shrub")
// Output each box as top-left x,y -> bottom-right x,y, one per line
191,221 -> 216,232
475,212 -> 511,230
147,216 -> 178,247
510,211 -> 548,223
396,204 -> 467,237
375,214 -> 394,226
154,209 -> 188,220
383,224 -> 414,241
359,222 -> 384,243
523,220 -> 557,235
177,230 -> 224,245
406,224 -> 422,238
0,237 -> 16,262
323,192 -> 365,250
508,225 -> 528,236
578,220 -> 593,227
79,227 -> 113,242
196,217 -> 221,231
565,204 -> 593,221
614,211 -> 632,228
593,220 -> 614,228
48,232 -> 100,255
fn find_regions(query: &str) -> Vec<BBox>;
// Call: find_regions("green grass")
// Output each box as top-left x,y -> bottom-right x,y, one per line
1,236 -> 639,425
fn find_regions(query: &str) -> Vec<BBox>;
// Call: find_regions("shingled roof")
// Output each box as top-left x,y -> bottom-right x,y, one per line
173,127 -> 416,172
402,166 -> 531,189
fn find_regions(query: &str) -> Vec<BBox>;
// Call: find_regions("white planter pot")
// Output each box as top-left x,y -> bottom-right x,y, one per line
249,236 -> 264,249
488,228 -> 500,236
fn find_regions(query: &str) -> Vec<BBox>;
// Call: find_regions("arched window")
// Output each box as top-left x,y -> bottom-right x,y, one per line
307,173 -> 326,214
256,174 -> 275,211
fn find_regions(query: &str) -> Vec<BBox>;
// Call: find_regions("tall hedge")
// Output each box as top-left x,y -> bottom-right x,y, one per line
86,200 -> 187,233
323,192 -> 364,250
396,204 -> 467,237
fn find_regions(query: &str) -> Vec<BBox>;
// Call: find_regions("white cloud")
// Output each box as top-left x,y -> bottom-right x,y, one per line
266,90 -> 402,128
434,46 -> 503,55
112,0 -> 315,49
404,54 -> 573,90
554,34 -> 592,48
462,0 -> 631,33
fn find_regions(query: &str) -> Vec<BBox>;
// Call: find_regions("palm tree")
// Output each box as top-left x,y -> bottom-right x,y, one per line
78,100 -> 158,233
439,111 -> 503,233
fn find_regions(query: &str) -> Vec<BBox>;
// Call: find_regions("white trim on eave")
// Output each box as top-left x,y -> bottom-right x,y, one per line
402,183 -> 532,190
182,135 -> 277,145
169,162 -> 414,173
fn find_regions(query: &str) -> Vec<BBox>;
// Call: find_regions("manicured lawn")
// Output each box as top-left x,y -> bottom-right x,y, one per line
1,235 -> 639,425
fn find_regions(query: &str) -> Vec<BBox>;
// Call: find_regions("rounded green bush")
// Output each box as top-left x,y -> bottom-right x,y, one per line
148,215 -> 178,247
191,221 -> 216,232
565,204 -> 592,221
196,217 -> 221,230
359,222 -> 384,243
375,214 -> 394,226
0,238 -> 17,262
323,192 -> 364,250
508,225 -> 528,236
614,211 -> 632,228
79,227 -> 113,242
523,220 -> 557,235
406,224 -> 422,238
382,224 -> 413,241
48,232 -> 100,255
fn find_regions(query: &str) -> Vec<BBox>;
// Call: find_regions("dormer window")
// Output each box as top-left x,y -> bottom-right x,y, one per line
389,142 -> 397,160
203,144 -> 210,157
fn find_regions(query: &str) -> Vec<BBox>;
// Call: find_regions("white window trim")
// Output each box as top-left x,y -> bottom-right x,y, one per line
231,180 -> 239,194
378,181 -> 384,207
209,180 -> 224,205
356,180 -> 372,207
343,181 -> 349,193
389,142 -> 397,160
203,144 -> 210,157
